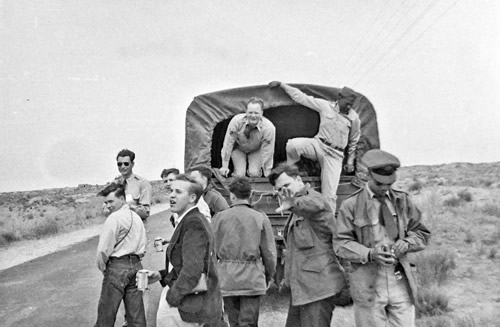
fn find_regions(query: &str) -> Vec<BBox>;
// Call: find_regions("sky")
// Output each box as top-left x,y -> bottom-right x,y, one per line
1,0 -> 499,192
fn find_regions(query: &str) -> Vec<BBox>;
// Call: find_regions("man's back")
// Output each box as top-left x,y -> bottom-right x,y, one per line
213,204 -> 276,296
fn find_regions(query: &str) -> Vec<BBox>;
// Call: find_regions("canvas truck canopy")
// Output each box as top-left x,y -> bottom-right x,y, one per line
184,84 -> 380,174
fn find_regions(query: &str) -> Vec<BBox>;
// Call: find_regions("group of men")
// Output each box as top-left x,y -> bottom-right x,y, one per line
93,81 -> 431,327
220,81 -> 361,213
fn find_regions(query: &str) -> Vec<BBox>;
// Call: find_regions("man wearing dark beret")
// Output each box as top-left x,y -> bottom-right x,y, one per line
334,149 -> 431,327
268,81 -> 361,213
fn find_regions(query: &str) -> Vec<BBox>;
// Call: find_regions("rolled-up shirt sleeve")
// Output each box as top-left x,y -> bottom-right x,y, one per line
221,116 -> 240,168
346,112 -> 361,165
261,122 -> 276,176
135,181 -> 152,219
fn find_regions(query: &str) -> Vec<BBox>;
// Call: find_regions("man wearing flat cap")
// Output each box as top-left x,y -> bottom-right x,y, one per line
333,149 -> 431,327
268,81 -> 361,213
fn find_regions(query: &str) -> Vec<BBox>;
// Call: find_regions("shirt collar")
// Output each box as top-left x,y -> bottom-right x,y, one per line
124,173 -> 138,182
366,185 -> 392,200
175,205 -> 197,226
243,116 -> 263,131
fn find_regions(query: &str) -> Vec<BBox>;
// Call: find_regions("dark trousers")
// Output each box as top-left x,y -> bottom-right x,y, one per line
223,295 -> 261,327
284,295 -> 337,327
95,256 -> 146,327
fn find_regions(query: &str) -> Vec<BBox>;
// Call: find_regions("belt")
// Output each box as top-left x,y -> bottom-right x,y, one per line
109,254 -> 141,261
318,138 -> 344,152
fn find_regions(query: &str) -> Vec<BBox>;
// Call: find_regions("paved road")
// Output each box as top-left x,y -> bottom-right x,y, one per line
0,209 -> 174,327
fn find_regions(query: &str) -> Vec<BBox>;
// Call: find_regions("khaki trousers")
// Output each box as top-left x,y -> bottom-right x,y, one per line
353,265 -> 415,327
286,137 -> 343,212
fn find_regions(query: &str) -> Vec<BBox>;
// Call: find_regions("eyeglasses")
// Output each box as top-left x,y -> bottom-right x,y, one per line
117,162 -> 130,167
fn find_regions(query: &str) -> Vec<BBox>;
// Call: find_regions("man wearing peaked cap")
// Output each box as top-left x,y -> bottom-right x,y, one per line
333,149 -> 431,327
362,149 -> 400,184
268,81 -> 361,213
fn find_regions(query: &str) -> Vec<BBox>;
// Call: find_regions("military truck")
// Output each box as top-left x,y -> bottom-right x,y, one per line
183,83 -> 380,284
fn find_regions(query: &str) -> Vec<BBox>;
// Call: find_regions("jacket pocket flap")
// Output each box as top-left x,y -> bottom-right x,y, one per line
302,253 -> 333,273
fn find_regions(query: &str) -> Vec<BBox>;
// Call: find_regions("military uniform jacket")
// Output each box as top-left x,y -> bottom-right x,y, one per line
284,187 -> 346,306
334,186 -> 431,304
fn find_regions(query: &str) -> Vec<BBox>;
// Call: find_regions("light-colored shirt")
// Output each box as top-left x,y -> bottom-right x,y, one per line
174,205 -> 198,228
96,204 -> 147,272
197,196 -> 212,223
114,173 -> 152,220
365,186 -> 398,249
221,113 -> 276,175
280,83 -> 361,165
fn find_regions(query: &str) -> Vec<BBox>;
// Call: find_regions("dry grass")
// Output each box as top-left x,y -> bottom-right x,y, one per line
0,180 -> 170,247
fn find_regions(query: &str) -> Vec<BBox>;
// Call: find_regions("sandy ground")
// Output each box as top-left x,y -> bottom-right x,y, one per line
0,203 -> 171,272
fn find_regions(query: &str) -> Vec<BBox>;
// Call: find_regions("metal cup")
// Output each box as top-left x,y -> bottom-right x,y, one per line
137,269 -> 148,291
154,237 -> 164,252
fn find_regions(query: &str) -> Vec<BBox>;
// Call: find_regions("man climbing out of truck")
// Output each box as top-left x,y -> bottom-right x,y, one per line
220,97 -> 276,178
268,81 -> 361,213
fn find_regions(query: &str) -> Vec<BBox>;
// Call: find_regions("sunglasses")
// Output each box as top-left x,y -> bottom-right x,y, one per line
117,162 -> 130,167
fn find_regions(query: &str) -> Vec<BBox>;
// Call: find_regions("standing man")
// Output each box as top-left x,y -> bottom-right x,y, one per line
334,149 -> 431,327
268,163 -> 346,327
94,183 -> 147,327
213,177 -> 277,327
145,175 -> 224,326
161,167 -> 180,195
189,166 -> 230,218
268,81 -> 361,212
220,97 -> 276,178
114,149 -> 152,221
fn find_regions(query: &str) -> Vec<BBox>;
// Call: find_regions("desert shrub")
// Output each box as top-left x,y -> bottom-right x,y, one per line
480,202 -> 500,218
488,247 -> 498,259
464,230 -> 474,244
443,196 -> 460,207
416,314 -> 476,327
480,179 -> 493,188
416,286 -> 450,317
457,189 -> 472,202
477,244 -> 486,256
0,230 -> 19,244
415,248 -> 457,287
409,180 -> 424,193
32,218 -> 59,238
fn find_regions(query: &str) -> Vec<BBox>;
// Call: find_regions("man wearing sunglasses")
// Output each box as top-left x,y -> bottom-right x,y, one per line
268,81 -> 361,213
114,149 -> 152,221
334,149 -> 431,327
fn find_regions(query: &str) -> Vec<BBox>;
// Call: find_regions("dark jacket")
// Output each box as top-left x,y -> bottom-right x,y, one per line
213,203 -> 277,296
284,187 -> 346,306
159,207 -> 223,323
204,187 -> 230,217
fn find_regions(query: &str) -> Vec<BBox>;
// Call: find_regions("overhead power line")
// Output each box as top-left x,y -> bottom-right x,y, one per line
350,0 -> 421,80
353,0 -> 441,85
363,0 -> 459,84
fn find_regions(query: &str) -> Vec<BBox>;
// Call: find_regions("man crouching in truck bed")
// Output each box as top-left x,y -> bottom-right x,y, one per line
268,162 -> 346,327
219,97 -> 276,178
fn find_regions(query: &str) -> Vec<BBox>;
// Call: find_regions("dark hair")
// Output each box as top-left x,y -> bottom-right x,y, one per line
189,166 -> 212,184
174,174 -> 204,203
161,168 -> 180,179
97,183 -> 125,198
268,162 -> 300,186
116,149 -> 135,162
246,97 -> 264,110
229,176 -> 252,200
